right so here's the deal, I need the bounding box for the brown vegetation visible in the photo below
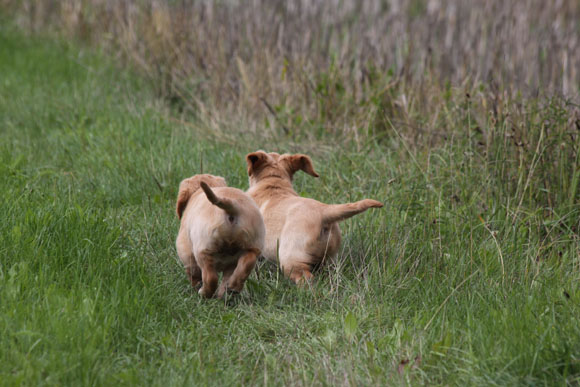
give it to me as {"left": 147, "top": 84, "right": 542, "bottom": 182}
{"left": 3, "top": 1, "right": 578, "bottom": 135}
{"left": 1, "top": 1, "right": 579, "bottom": 213}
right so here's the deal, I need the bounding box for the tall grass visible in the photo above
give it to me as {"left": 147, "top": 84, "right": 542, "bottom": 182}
{"left": 3, "top": 1, "right": 580, "bottom": 128}
{"left": 2, "top": 0, "right": 579, "bottom": 218}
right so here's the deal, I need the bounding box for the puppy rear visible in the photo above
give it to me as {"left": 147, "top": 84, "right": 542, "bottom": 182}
{"left": 175, "top": 174, "right": 264, "bottom": 298}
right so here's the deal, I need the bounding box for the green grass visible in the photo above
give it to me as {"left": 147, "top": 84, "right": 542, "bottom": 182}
{"left": 1, "top": 26, "right": 579, "bottom": 386}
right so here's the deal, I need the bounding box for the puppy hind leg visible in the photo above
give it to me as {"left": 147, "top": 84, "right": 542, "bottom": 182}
{"left": 198, "top": 253, "right": 218, "bottom": 298}
{"left": 283, "top": 262, "right": 314, "bottom": 285}
{"left": 278, "top": 233, "right": 316, "bottom": 285}
{"left": 226, "top": 250, "right": 258, "bottom": 293}
{"left": 186, "top": 263, "right": 202, "bottom": 289}
{"left": 176, "top": 230, "right": 201, "bottom": 288}
{"left": 216, "top": 265, "right": 236, "bottom": 299}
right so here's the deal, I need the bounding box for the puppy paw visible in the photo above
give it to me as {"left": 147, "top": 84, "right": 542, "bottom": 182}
{"left": 223, "top": 289, "right": 242, "bottom": 307}
{"left": 198, "top": 287, "right": 215, "bottom": 298}
{"left": 217, "top": 287, "right": 240, "bottom": 299}
{"left": 190, "top": 280, "right": 202, "bottom": 290}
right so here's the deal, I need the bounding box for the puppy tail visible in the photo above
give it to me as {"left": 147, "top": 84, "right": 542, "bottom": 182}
{"left": 200, "top": 182, "right": 238, "bottom": 216}
{"left": 321, "top": 199, "right": 383, "bottom": 224}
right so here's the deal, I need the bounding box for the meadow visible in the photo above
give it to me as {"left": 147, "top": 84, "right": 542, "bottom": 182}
{"left": 1, "top": 2, "right": 580, "bottom": 386}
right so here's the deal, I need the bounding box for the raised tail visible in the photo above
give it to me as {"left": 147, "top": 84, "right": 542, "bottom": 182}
{"left": 200, "top": 182, "right": 238, "bottom": 216}
{"left": 321, "top": 199, "right": 383, "bottom": 224}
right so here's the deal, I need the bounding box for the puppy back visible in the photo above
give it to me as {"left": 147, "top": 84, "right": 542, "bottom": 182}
{"left": 176, "top": 174, "right": 227, "bottom": 219}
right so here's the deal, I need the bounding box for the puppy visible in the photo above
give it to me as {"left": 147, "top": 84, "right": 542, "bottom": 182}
{"left": 246, "top": 151, "right": 383, "bottom": 284}
{"left": 175, "top": 174, "right": 265, "bottom": 298}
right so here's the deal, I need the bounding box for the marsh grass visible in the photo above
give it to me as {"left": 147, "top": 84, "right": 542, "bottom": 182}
{"left": 3, "top": 1, "right": 580, "bottom": 139}
{"left": 2, "top": 0, "right": 578, "bottom": 217}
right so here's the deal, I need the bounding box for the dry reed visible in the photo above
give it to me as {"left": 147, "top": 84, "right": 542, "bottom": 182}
{"left": 1, "top": 0, "right": 579, "bottom": 214}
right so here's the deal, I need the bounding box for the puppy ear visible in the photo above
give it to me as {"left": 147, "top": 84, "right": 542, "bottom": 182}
{"left": 176, "top": 177, "right": 201, "bottom": 219}
{"left": 246, "top": 151, "right": 268, "bottom": 176}
{"left": 284, "top": 154, "right": 319, "bottom": 178}
{"left": 176, "top": 187, "right": 191, "bottom": 219}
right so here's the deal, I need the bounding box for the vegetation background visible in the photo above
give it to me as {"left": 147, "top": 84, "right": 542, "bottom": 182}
{"left": 0, "top": 0, "right": 579, "bottom": 385}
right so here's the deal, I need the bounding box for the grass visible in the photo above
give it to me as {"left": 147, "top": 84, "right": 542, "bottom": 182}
{"left": 0, "top": 23, "right": 579, "bottom": 386}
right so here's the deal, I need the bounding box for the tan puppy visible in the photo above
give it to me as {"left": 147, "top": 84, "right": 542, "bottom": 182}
{"left": 175, "top": 174, "right": 265, "bottom": 298}
{"left": 246, "top": 151, "right": 383, "bottom": 284}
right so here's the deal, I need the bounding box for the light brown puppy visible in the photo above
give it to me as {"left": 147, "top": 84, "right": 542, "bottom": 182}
{"left": 175, "top": 174, "right": 265, "bottom": 298}
{"left": 246, "top": 151, "right": 383, "bottom": 284}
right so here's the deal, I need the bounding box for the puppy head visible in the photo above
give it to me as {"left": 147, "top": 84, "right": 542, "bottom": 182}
{"left": 246, "top": 151, "right": 319, "bottom": 186}
{"left": 176, "top": 174, "right": 227, "bottom": 219}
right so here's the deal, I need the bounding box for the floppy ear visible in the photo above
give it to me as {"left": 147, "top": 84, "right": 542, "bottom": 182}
{"left": 176, "top": 177, "right": 202, "bottom": 219}
{"left": 284, "top": 154, "right": 319, "bottom": 178}
{"left": 246, "top": 151, "right": 268, "bottom": 176}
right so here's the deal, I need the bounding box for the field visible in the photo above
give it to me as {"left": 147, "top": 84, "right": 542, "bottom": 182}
{"left": 1, "top": 3, "right": 580, "bottom": 386}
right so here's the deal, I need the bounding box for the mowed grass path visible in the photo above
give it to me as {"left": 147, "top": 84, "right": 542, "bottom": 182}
{"left": 1, "top": 28, "right": 579, "bottom": 385}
